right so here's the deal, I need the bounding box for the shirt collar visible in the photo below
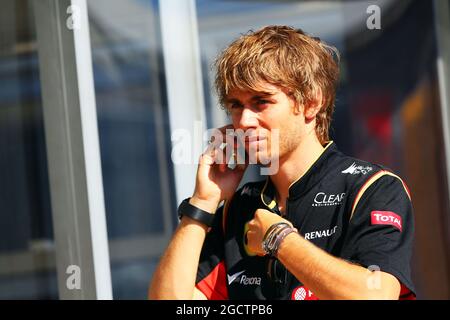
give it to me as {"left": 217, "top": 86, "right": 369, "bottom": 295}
{"left": 287, "top": 141, "right": 337, "bottom": 199}
{"left": 260, "top": 141, "right": 338, "bottom": 207}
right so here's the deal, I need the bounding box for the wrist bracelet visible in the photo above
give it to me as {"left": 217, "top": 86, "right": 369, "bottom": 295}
{"left": 263, "top": 222, "right": 290, "bottom": 243}
{"left": 272, "top": 226, "right": 298, "bottom": 258}
{"left": 265, "top": 224, "right": 288, "bottom": 251}
{"left": 262, "top": 222, "right": 293, "bottom": 256}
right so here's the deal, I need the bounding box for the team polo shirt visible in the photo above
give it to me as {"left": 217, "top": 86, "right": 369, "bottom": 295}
{"left": 195, "top": 141, "right": 415, "bottom": 300}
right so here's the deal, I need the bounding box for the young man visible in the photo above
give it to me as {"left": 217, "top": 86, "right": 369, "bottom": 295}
{"left": 149, "top": 25, "right": 415, "bottom": 300}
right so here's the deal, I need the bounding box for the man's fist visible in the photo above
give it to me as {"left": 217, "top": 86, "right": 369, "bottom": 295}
{"left": 246, "top": 209, "right": 292, "bottom": 256}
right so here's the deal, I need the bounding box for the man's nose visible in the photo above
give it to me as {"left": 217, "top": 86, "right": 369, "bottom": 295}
{"left": 237, "top": 107, "right": 258, "bottom": 129}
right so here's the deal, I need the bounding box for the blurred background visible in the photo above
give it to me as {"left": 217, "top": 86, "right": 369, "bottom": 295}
{"left": 0, "top": 0, "right": 449, "bottom": 299}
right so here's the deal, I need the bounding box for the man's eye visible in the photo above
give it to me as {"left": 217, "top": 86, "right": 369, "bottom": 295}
{"left": 257, "top": 100, "right": 270, "bottom": 105}
{"left": 231, "top": 103, "right": 243, "bottom": 109}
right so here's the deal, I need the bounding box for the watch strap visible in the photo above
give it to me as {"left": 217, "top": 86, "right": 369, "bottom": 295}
{"left": 178, "top": 198, "right": 215, "bottom": 227}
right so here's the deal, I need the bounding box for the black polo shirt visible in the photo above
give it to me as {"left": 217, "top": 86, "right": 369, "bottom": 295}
{"left": 195, "top": 142, "right": 415, "bottom": 300}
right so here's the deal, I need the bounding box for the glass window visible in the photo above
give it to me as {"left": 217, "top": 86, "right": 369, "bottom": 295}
{"left": 88, "top": 0, "right": 176, "bottom": 299}
{"left": 0, "top": 0, "right": 57, "bottom": 299}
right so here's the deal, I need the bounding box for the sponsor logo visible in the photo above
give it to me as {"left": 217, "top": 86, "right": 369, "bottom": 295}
{"left": 312, "top": 192, "right": 345, "bottom": 207}
{"left": 291, "top": 286, "right": 318, "bottom": 300}
{"left": 227, "top": 270, "right": 261, "bottom": 286}
{"left": 227, "top": 270, "right": 245, "bottom": 285}
{"left": 294, "top": 287, "right": 306, "bottom": 300}
{"left": 304, "top": 226, "right": 338, "bottom": 240}
{"left": 240, "top": 186, "right": 252, "bottom": 196}
{"left": 239, "top": 274, "right": 261, "bottom": 286}
{"left": 342, "top": 162, "right": 373, "bottom": 175}
{"left": 371, "top": 211, "right": 402, "bottom": 231}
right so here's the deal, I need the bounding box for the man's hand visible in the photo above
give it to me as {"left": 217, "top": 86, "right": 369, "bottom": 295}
{"left": 246, "top": 209, "right": 292, "bottom": 256}
{"left": 191, "top": 125, "right": 247, "bottom": 213}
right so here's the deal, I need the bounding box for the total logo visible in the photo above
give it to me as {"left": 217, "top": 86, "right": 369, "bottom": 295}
{"left": 371, "top": 210, "right": 402, "bottom": 231}
{"left": 227, "top": 270, "right": 261, "bottom": 286}
{"left": 312, "top": 192, "right": 345, "bottom": 207}
{"left": 291, "top": 286, "right": 318, "bottom": 300}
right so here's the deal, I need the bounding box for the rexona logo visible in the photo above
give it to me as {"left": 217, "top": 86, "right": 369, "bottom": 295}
{"left": 291, "top": 286, "right": 318, "bottom": 300}
{"left": 227, "top": 270, "right": 261, "bottom": 286}
{"left": 312, "top": 192, "right": 345, "bottom": 207}
{"left": 341, "top": 162, "right": 373, "bottom": 175}
{"left": 371, "top": 211, "right": 402, "bottom": 231}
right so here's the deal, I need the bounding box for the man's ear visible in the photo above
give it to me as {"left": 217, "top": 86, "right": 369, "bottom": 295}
{"left": 304, "top": 88, "right": 323, "bottom": 120}
{"left": 292, "top": 102, "right": 303, "bottom": 115}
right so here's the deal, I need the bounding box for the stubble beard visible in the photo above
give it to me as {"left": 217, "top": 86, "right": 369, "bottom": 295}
{"left": 254, "top": 128, "right": 301, "bottom": 167}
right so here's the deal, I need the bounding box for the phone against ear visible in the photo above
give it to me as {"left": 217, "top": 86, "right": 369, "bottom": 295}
{"left": 221, "top": 131, "right": 247, "bottom": 170}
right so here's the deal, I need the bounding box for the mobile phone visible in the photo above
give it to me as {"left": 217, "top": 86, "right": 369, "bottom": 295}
{"left": 220, "top": 132, "right": 247, "bottom": 170}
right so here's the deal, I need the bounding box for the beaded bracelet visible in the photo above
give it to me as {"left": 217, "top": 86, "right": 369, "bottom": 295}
{"left": 262, "top": 222, "right": 297, "bottom": 257}
{"left": 262, "top": 222, "right": 290, "bottom": 255}
{"left": 272, "top": 226, "right": 298, "bottom": 257}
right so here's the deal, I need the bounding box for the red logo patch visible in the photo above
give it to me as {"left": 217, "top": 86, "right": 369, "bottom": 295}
{"left": 371, "top": 211, "right": 402, "bottom": 231}
{"left": 291, "top": 286, "right": 318, "bottom": 300}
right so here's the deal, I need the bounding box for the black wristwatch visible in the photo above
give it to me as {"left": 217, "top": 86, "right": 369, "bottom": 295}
{"left": 177, "top": 198, "right": 216, "bottom": 227}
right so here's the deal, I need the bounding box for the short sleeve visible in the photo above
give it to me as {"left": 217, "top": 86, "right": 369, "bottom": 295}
{"left": 195, "top": 206, "right": 229, "bottom": 299}
{"left": 341, "top": 174, "right": 416, "bottom": 298}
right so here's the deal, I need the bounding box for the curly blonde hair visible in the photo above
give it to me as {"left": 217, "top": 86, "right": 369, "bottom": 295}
{"left": 215, "top": 25, "right": 340, "bottom": 144}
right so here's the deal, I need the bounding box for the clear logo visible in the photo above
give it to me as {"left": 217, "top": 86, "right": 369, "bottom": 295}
{"left": 312, "top": 192, "right": 345, "bottom": 207}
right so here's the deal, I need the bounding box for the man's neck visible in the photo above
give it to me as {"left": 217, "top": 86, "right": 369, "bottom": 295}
{"left": 270, "top": 135, "right": 325, "bottom": 207}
